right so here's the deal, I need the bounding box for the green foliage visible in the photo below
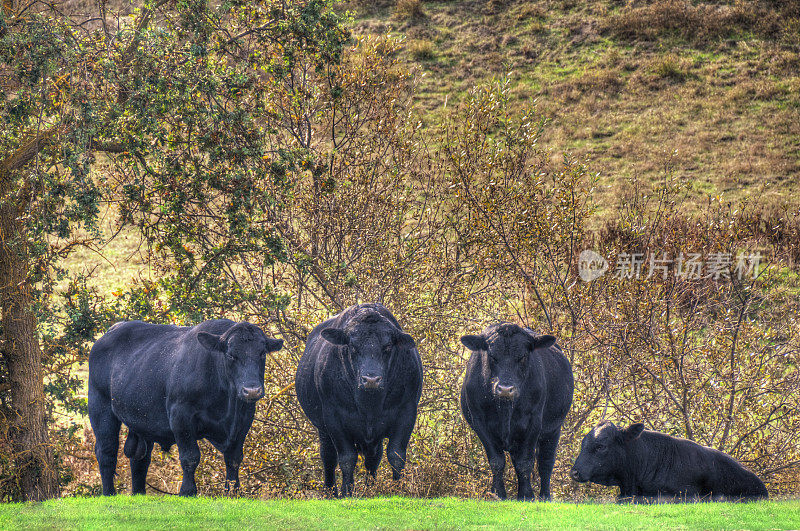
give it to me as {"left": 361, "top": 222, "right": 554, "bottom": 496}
{"left": 0, "top": 0, "right": 350, "bottom": 499}
{"left": 0, "top": 7, "right": 112, "bottom": 499}
{"left": 101, "top": 0, "right": 351, "bottom": 323}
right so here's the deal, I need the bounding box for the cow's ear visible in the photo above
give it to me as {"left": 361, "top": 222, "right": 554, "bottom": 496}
{"left": 321, "top": 327, "right": 350, "bottom": 346}
{"left": 461, "top": 335, "right": 488, "bottom": 352}
{"left": 395, "top": 332, "right": 416, "bottom": 351}
{"left": 265, "top": 338, "right": 284, "bottom": 353}
{"left": 198, "top": 332, "right": 226, "bottom": 353}
{"left": 529, "top": 334, "right": 556, "bottom": 350}
{"left": 623, "top": 423, "right": 645, "bottom": 441}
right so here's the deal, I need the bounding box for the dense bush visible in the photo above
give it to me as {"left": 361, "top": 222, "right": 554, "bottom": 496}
{"left": 67, "top": 68, "right": 800, "bottom": 500}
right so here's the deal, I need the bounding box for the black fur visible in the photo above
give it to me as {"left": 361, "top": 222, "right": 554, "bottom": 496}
{"left": 460, "top": 323, "right": 574, "bottom": 500}
{"left": 295, "top": 303, "right": 423, "bottom": 497}
{"left": 88, "top": 320, "right": 283, "bottom": 496}
{"left": 571, "top": 421, "right": 769, "bottom": 502}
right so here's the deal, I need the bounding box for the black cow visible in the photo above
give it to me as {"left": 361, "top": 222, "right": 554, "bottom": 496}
{"left": 295, "top": 303, "right": 423, "bottom": 496}
{"left": 460, "top": 323, "right": 574, "bottom": 500}
{"left": 88, "top": 320, "right": 283, "bottom": 496}
{"left": 570, "top": 421, "right": 769, "bottom": 502}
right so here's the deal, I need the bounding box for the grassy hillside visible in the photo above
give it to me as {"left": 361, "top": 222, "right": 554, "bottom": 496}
{"left": 348, "top": 0, "right": 800, "bottom": 209}
{"left": 2, "top": 496, "right": 800, "bottom": 529}
{"left": 58, "top": 0, "right": 800, "bottom": 211}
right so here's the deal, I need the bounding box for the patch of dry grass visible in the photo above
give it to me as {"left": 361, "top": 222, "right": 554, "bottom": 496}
{"left": 407, "top": 38, "right": 435, "bottom": 61}
{"left": 604, "top": 0, "right": 796, "bottom": 45}
{"left": 393, "top": 0, "right": 426, "bottom": 23}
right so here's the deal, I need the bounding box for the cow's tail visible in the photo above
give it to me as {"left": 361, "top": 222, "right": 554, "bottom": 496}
{"left": 123, "top": 431, "right": 147, "bottom": 461}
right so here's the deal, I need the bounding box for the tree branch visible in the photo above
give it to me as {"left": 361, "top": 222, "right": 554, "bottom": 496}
{"left": 87, "top": 139, "right": 127, "bottom": 153}
{"left": 0, "top": 125, "right": 60, "bottom": 175}
{"left": 116, "top": 0, "right": 169, "bottom": 104}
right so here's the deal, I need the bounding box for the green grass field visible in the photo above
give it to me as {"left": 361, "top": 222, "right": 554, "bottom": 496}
{"left": 1, "top": 496, "right": 799, "bottom": 530}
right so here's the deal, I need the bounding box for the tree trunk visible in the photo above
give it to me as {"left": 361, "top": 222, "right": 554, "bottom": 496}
{"left": 0, "top": 188, "right": 59, "bottom": 501}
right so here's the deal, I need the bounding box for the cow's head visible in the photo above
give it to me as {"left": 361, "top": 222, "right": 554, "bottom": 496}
{"left": 320, "top": 309, "right": 415, "bottom": 393}
{"left": 460, "top": 324, "right": 556, "bottom": 402}
{"left": 570, "top": 421, "right": 645, "bottom": 486}
{"left": 198, "top": 323, "right": 283, "bottom": 403}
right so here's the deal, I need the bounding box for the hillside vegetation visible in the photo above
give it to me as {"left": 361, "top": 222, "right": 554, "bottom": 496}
{"left": 349, "top": 0, "right": 800, "bottom": 208}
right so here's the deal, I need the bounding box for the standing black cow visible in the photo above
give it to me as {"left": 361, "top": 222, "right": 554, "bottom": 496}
{"left": 570, "top": 421, "right": 769, "bottom": 502}
{"left": 295, "top": 303, "right": 423, "bottom": 497}
{"left": 460, "top": 323, "right": 573, "bottom": 500}
{"left": 88, "top": 320, "right": 283, "bottom": 496}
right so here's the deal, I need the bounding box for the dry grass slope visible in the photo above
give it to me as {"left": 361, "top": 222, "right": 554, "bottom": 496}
{"left": 348, "top": 0, "right": 800, "bottom": 209}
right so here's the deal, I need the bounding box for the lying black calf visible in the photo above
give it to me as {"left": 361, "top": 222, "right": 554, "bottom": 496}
{"left": 571, "top": 421, "right": 768, "bottom": 502}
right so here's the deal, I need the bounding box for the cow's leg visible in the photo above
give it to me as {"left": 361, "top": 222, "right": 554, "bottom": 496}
{"left": 486, "top": 446, "right": 508, "bottom": 500}
{"left": 223, "top": 446, "right": 244, "bottom": 495}
{"left": 469, "top": 422, "right": 507, "bottom": 499}
{"left": 130, "top": 439, "right": 154, "bottom": 495}
{"left": 170, "top": 413, "right": 201, "bottom": 496}
{"left": 535, "top": 428, "right": 561, "bottom": 501}
{"left": 510, "top": 442, "right": 537, "bottom": 501}
{"left": 319, "top": 431, "right": 338, "bottom": 497}
{"left": 327, "top": 428, "right": 357, "bottom": 497}
{"left": 88, "top": 394, "right": 121, "bottom": 496}
{"left": 322, "top": 412, "right": 359, "bottom": 497}
{"left": 386, "top": 406, "right": 417, "bottom": 481}
{"left": 338, "top": 444, "right": 358, "bottom": 497}
{"left": 176, "top": 439, "right": 201, "bottom": 496}
{"left": 363, "top": 441, "right": 383, "bottom": 482}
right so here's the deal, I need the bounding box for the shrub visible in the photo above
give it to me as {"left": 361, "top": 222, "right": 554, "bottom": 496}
{"left": 408, "top": 39, "right": 436, "bottom": 61}
{"left": 605, "top": 0, "right": 789, "bottom": 44}
{"left": 394, "top": 0, "right": 426, "bottom": 22}
{"left": 651, "top": 56, "right": 688, "bottom": 82}
{"left": 63, "top": 74, "right": 800, "bottom": 500}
